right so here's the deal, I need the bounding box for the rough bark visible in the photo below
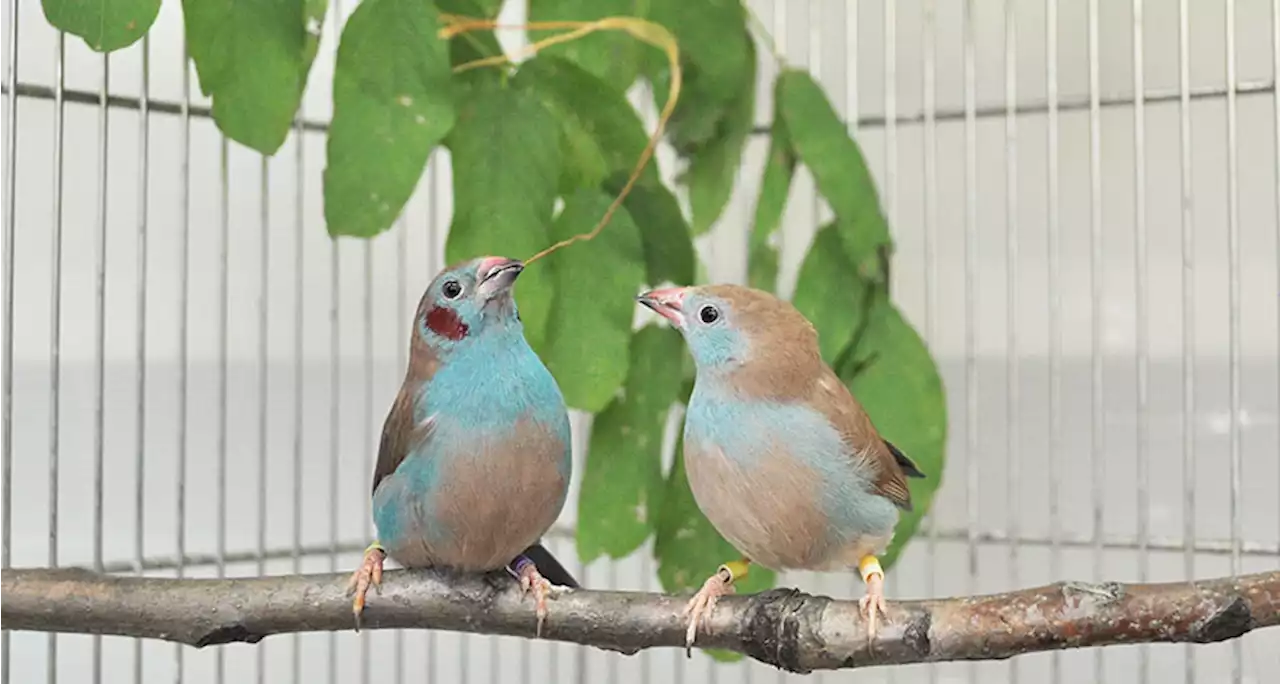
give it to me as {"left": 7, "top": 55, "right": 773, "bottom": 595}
{"left": 2, "top": 568, "right": 1276, "bottom": 673}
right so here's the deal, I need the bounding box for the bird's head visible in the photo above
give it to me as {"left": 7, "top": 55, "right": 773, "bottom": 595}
{"left": 414, "top": 256, "right": 526, "bottom": 353}
{"left": 636, "top": 284, "right": 820, "bottom": 374}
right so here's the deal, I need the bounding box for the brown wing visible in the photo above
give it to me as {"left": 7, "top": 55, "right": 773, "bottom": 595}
{"left": 808, "top": 368, "right": 917, "bottom": 511}
{"left": 370, "top": 381, "right": 435, "bottom": 498}
{"left": 372, "top": 324, "right": 444, "bottom": 498}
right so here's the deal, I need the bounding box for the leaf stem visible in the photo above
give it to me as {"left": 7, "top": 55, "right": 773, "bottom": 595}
{"left": 438, "top": 15, "right": 683, "bottom": 266}
{"left": 743, "top": 2, "right": 785, "bottom": 66}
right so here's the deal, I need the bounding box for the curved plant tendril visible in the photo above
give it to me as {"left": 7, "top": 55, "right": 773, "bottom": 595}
{"left": 438, "top": 15, "right": 682, "bottom": 266}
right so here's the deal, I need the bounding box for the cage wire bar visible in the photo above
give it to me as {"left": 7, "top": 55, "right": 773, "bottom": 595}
{"left": 1178, "top": 0, "right": 1198, "bottom": 681}
{"left": 3, "top": 1, "right": 1280, "bottom": 683}
{"left": 45, "top": 23, "right": 64, "bottom": 684}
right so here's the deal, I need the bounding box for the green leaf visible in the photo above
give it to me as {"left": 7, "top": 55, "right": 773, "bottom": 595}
{"left": 642, "top": 0, "right": 751, "bottom": 153}
{"left": 576, "top": 325, "right": 685, "bottom": 562}
{"left": 778, "top": 69, "right": 890, "bottom": 280}
{"left": 604, "top": 175, "right": 695, "bottom": 287}
{"left": 301, "top": 0, "right": 326, "bottom": 70}
{"left": 792, "top": 223, "right": 871, "bottom": 365}
{"left": 43, "top": 0, "right": 161, "bottom": 52}
{"left": 528, "top": 0, "right": 641, "bottom": 89}
{"left": 325, "top": 0, "right": 454, "bottom": 238}
{"left": 467, "top": 0, "right": 504, "bottom": 13}
{"left": 654, "top": 444, "right": 778, "bottom": 596}
{"left": 838, "top": 298, "right": 947, "bottom": 571}
{"left": 684, "top": 32, "right": 756, "bottom": 236}
{"left": 444, "top": 81, "right": 562, "bottom": 351}
{"left": 748, "top": 81, "right": 796, "bottom": 292}
{"left": 182, "top": 0, "right": 327, "bottom": 154}
{"left": 540, "top": 189, "right": 646, "bottom": 412}
{"left": 515, "top": 55, "right": 656, "bottom": 194}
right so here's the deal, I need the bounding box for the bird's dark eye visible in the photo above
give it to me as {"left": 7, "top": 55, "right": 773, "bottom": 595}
{"left": 699, "top": 305, "right": 719, "bottom": 324}
{"left": 442, "top": 280, "right": 463, "bottom": 300}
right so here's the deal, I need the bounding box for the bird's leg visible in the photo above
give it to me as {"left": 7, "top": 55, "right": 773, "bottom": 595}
{"left": 681, "top": 558, "right": 750, "bottom": 657}
{"left": 510, "top": 554, "right": 567, "bottom": 638}
{"left": 345, "top": 541, "right": 386, "bottom": 632}
{"left": 857, "top": 554, "right": 888, "bottom": 641}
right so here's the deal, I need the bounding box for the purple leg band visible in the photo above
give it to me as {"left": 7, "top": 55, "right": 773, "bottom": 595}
{"left": 506, "top": 554, "right": 535, "bottom": 580}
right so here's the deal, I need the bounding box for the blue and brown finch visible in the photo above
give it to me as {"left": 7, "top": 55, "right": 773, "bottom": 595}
{"left": 636, "top": 284, "right": 926, "bottom": 650}
{"left": 347, "top": 256, "right": 575, "bottom": 635}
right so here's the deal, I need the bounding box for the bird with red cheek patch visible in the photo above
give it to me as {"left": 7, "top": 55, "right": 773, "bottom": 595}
{"left": 637, "top": 284, "right": 927, "bottom": 653}
{"left": 347, "top": 256, "right": 575, "bottom": 637}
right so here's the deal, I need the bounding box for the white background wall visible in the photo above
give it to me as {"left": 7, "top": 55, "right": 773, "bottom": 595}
{"left": 2, "top": 0, "right": 1278, "bottom": 683}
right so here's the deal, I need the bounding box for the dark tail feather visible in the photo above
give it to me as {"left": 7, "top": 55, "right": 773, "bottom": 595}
{"left": 885, "top": 440, "right": 927, "bottom": 478}
{"left": 517, "top": 542, "right": 579, "bottom": 589}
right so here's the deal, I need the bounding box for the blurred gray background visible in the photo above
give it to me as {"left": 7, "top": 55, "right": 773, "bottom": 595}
{"left": 2, "top": 0, "right": 1278, "bottom": 683}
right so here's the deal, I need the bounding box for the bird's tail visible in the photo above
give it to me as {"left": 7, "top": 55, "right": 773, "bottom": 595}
{"left": 517, "top": 542, "right": 580, "bottom": 588}
{"left": 885, "top": 440, "right": 927, "bottom": 478}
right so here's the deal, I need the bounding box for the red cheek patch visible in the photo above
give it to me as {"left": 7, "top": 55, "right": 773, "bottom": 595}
{"left": 425, "top": 306, "right": 469, "bottom": 341}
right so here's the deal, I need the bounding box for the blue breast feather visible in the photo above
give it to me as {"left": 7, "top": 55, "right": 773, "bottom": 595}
{"left": 373, "top": 326, "right": 571, "bottom": 549}
{"left": 684, "top": 380, "right": 898, "bottom": 543}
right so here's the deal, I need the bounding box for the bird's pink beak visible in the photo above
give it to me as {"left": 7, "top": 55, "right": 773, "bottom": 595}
{"left": 476, "top": 255, "right": 524, "bottom": 298}
{"left": 636, "top": 287, "right": 687, "bottom": 328}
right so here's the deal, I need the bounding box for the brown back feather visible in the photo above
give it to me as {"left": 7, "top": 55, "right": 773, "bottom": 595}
{"left": 703, "top": 284, "right": 916, "bottom": 510}
{"left": 371, "top": 294, "right": 444, "bottom": 497}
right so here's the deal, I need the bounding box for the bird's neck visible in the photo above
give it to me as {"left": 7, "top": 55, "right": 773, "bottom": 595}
{"left": 415, "top": 327, "right": 562, "bottom": 429}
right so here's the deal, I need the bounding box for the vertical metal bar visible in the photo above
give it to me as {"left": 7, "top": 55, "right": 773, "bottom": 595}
{"left": 880, "top": 8, "right": 896, "bottom": 683}
{"left": 256, "top": 154, "right": 271, "bottom": 684}
{"left": 1086, "top": 1, "right": 1105, "bottom": 679}
{"left": 425, "top": 153, "right": 439, "bottom": 683}
{"left": 573, "top": 557, "right": 587, "bottom": 684}
{"left": 845, "top": 0, "right": 856, "bottom": 127}
{"left": 1045, "top": 1, "right": 1063, "bottom": 681}
{"left": 394, "top": 210, "right": 406, "bottom": 684}
{"left": 1131, "top": 2, "right": 1150, "bottom": 682}
{"left": 1002, "top": 3, "right": 1020, "bottom": 680}
{"left": 884, "top": 0, "right": 896, "bottom": 231}
{"left": 291, "top": 106, "right": 306, "bottom": 684}
{"left": 770, "top": 0, "right": 788, "bottom": 333}
{"left": 638, "top": 556, "right": 651, "bottom": 684}
{"left": 962, "top": 7, "right": 980, "bottom": 682}
{"left": 215, "top": 136, "right": 231, "bottom": 684}
{"left": 606, "top": 563, "right": 618, "bottom": 684}
{"left": 802, "top": 0, "right": 826, "bottom": 666}
{"left": 838, "top": 6, "right": 856, "bottom": 680}
{"left": 1176, "top": 3, "right": 1196, "bottom": 683}
{"left": 327, "top": 224, "right": 340, "bottom": 684}
{"left": 1273, "top": 0, "right": 1280, "bottom": 623}
{"left": 47, "top": 29, "right": 66, "bottom": 684}
{"left": 328, "top": 6, "right": 345, "bottom": 684}
{"left": 175, "top": 38, "right": 193, "bottom": 684}
{"left": 360, "top": 223, "right": 374, "bottom": 684}
{"left": 921, "top": 2, "right": 939, "bottom": 682}
{"left": 92, "top": 49, "right": 111, "bottom": 684}
{"left": 0, "top": 0, "right": 18, "bottom": 680}
{"left": 132, "top": 34, "right": 151, "bottom": 684}
{"left": 1223, "top": 3, "right": 1243, "bottom": 682}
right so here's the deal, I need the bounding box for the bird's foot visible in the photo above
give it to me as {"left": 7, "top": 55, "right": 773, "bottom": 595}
{"left": 345, "top": 541, "right": 386, "bottom": 632}
{"left": 681, "top": 558, "right": 749, "bottom": 657}
{"left": 857, "top": 554, "right": 888, "bottom": 642}
{"left": 513, "top": 556, "right": 565, "bottom": 638}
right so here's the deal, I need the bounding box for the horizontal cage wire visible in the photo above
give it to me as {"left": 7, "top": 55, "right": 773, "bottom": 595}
{"left": 2, "top": 1, "right": 1279, "bottom": 684}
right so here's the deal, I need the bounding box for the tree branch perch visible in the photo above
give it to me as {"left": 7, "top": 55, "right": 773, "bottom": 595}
{"left": 2, "top": 568, "right": 1276, "bottom": 673}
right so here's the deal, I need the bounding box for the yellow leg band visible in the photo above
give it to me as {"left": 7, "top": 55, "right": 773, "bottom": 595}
{"left": 365, "top": 541, "right": 384, "bottom": 554}
{"left": 718, "top": 559, "right": 751, "bottom": 583}
{"left": 858, "top": 555, "right": 883, "bottom": 583}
